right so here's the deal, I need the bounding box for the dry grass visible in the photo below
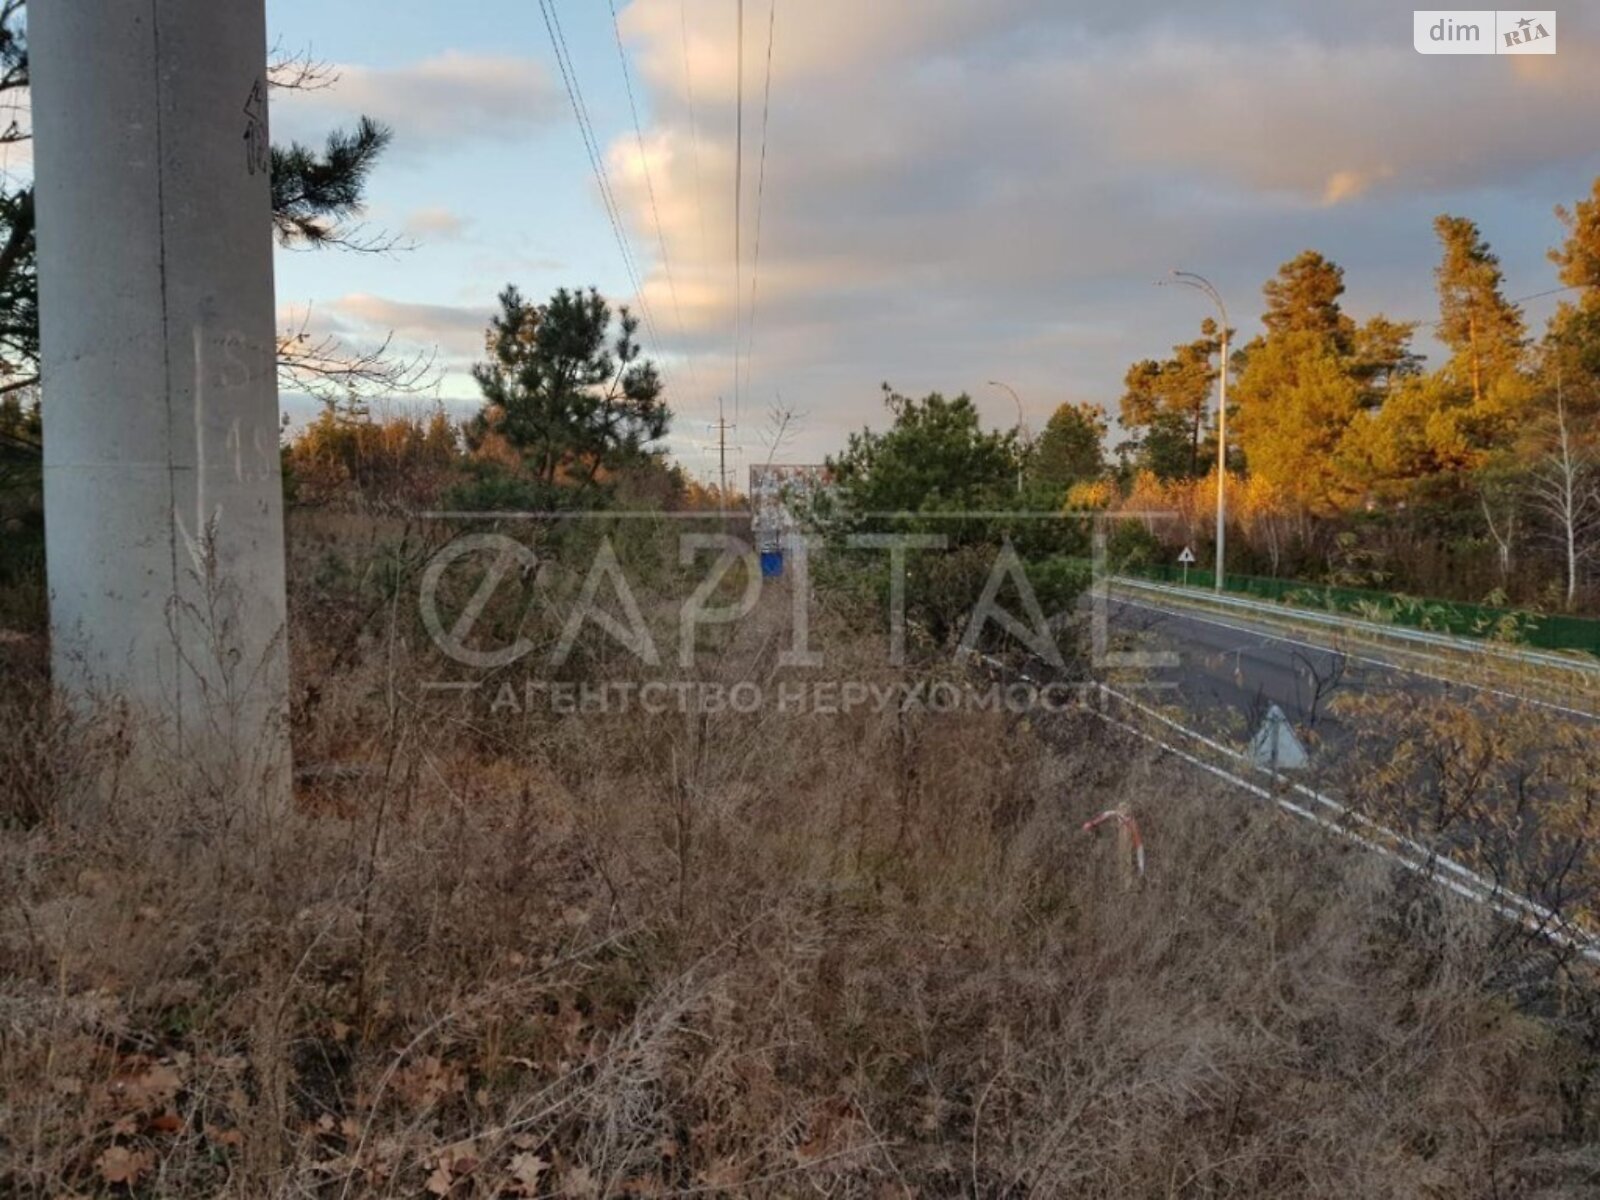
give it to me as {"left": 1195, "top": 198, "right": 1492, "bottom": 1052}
{"left": 2, "top": 512, "right": 1598, "bottom": 1197}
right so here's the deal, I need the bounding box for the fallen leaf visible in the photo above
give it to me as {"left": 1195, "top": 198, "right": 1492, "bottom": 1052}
{"left": 697, "top": 1159, "right": 744, "bottom": 1189}
{"left": 508, "top": 1151, "right": 549, "bottom": 1194}
{"left": 147, "top": 1111, "right": 183, "bottom": 1135}
{"left": 563, "top": 1163, "right": 600, "bottom": 1198}
{"left": 98, "top": 1145, "right": 153, "bottom": 1187}
{"left": 108, "top": 1062, "right": 181, "bottom": 1110}
{"left": 425, "top": 1142, "right": 479, "bottom": 1195}
{"left": 394, "top": 1055, "right": 464, "bottom": 1110}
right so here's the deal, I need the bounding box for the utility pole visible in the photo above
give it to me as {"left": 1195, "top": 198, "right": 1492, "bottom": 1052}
{"left": 713, "top": 399, "right": 736, "bottom": 512}
{"left": 986, "top": 380, "right": 1028, "bottom": 494}
{"left": 31, "top": 0, "right": 291, "bottom": 806}
{"left": 1163, "top": 271, "right": 1230, "bottom": 592}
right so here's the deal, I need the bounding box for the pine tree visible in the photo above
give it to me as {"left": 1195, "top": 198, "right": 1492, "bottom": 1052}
{"left": 1350, "top": 314, "right": 1423, "bottom": 403}
{"left": 0, "top": 187, "right": 34, "bottom": 390}
{"left": 470, "top": 286, "right": 668, "bottom": 489}
{"left": 1261, "top": 250, "right": 1351, "bottom": 347}
{"left": 271, "top": 118, "right": 393, "bottom": 249}
{"left": 0, "top": 1, "right": 394, "bottom": 393}
{"left": 1231, "top": 253, "right": 1385, "bottom": 511}
{"left": 1550, "top": 175, "right": 1600, "bottom": 302}
{"left": 1251, "top": 252, "right": 1421, "bottom": 412}
{"left": 1433, "top": 215, "right": 1526, "bottom": 407}
{"left": 1232, "top": 331, "right": 1364, "bottom": 513}
{"left": 1117, "top": 323, "right": 1218, "bottom": 478}
{"left": 1542, "top": 176, "right": 1600, "bottom": 417}
{"left": 827, "top": 387, "right": 1019, "bottom": 515}
{"left": 1030, "top": 402, "right": 1107, "bottom": 489}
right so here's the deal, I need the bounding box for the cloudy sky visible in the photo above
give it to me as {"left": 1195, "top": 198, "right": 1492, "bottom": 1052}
{"left": 266, "top": 0, "right": 1600, "bottom": 479}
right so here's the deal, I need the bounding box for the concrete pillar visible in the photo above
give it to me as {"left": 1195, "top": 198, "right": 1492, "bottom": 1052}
{"left": 30, "top": 0, "right": 291, "bottom": 806}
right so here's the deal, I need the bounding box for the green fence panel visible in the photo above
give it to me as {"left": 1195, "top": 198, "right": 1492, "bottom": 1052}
{"left": 1120, "top": 562, "right": 1600, "bottom": 656}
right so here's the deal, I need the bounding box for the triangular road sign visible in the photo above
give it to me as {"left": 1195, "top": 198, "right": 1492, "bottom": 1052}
{"left": 1178, "top": 546, "right": 1197, "bottom": 565}
{"left": 1248, "top": 704, "right": 1308, "bottom": 772}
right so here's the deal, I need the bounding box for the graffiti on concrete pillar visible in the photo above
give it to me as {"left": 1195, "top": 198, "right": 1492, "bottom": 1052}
{"left": 242, "top": 79, "right": 269, "bottom": 176}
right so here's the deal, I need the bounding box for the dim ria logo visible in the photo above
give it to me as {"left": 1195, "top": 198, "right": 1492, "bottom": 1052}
{"left": 1414, "top": 10, "right": 1555, "bottom": 54}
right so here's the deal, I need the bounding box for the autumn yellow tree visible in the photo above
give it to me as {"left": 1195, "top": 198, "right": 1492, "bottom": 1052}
{"left": 1433, "top": 215, "right": 1527, "bottom": 411}
{"left": 1118, "top": 324, "right": 1219, "bottom": 478}
{"left": 1233, "top": 253, "right": 1419, "bottom": 515}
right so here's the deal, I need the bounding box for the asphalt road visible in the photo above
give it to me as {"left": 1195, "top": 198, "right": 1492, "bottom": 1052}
{"left": 1078, "top": 588, "right": 1600, "bottom": 957}
{"left": 1098, "top": 591, "right": 1594, "bottom": 764}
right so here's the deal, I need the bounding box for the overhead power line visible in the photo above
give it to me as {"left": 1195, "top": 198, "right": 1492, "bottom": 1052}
{"left": 733, "top": 0, "right": 745, "bottom": 423}
{"left": 1411, "top": 283, "right": 1581, "bottom": 330}
{"left": 743, "top": 0, "right": 777, "bottom": 401}
{"left": 607, "top": 0, "right": 698, "bottom": 395}
{"left": 679, "top": 0, "right": 711, "bottom": 299}
{"left": 537, "top": 0, "right": 664, "bottom": 354}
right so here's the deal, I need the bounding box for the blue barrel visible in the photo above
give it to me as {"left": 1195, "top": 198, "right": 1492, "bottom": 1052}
{"left": 760, "top": 549, "right": 784, "bottom": 578}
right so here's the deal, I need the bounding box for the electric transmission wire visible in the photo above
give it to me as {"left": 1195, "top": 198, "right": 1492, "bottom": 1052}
{"left": 550, "top": 0, "right": 662, "bottom": 350}
{"left": 606, "top": 0, "right": 700, "bottom": 396}
{"left": 743, "top": 0, "right": 776, "bottom": 402}
{"left": 1410, "top": 283, "right": 1581, "bottom": 330}
{"left": 537, "top": 0, "right": 664, "bottom": 354}
{"left": 733, "top": 0, "right": 745, "bottom": 423}
{"left": 679, "top": 0, "right": 711, "bottom": 297}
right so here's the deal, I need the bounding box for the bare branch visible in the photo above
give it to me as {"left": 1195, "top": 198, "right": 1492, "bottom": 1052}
{"left": 267, "top": 40, "right": 341, "bottom": 93}
{"left": 1526, "top": 385, "right": 1600, "bottom": 608}
{"left": 276, "top": 305, "right": 438, "bottom": 403}
{"left": 275, "top": 221, "right": 415, "bottom": 257}
{"left": 758, "top": 398, "right": 805, "bottom": 469}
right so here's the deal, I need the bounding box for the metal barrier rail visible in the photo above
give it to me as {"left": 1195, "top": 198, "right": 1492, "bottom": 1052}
{"left": 965, "top": 640, "right": 1600, "bottom": 964}
{"left": 1113, "top": 576, "right": 1600, "bottom": 678}
{"left": 1122, "top": 563, "right": 1600, "bottom": 656}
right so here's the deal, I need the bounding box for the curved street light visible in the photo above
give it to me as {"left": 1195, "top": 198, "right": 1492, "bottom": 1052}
{"left": 1158, "top": 270, "right": 1230, "bottom": 592}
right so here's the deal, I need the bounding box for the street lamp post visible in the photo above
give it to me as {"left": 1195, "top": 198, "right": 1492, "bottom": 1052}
{"left": 987, "top": 380, "right": 1028, "bottom": 495}
{"left": 1161, "top": 272, "right": 1230, "bottom": 592}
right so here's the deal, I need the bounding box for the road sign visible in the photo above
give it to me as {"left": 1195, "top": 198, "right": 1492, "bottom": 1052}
{"left": 1248, "top": 704, "right": 1309, "bottom": 773}
{"left": 1178, "top": 545, "right": 1196, "bottom": 585}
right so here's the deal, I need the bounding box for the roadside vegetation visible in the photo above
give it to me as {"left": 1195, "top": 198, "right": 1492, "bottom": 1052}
{"left": 6, "top": 333, "right": 1600, "bottom": 1192}
{"left": 6, "top": 512, "right": 1600, "bottom": 1196}
{"left": 1, "top": 0, "right": 1597, "bottom": 1175}
{"left": 1102, "top": 197, "right": 1600, "bottom": 615}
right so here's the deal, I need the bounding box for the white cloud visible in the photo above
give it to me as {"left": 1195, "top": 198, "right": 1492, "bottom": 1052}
{"left": 324, "top": 294, "right": 492, "bottom": 359}
{"left": 584, "top": 1, "right": 1600, "bottom": 463}
{"left": 262, "top": 3, "right": 1600, "bottom": 470}
{"left": 273, "top": 51, "right": 560, "bottom": 151}
{"left": 0, "top": 87, "right": 30, "bottom": 180}
{"left": 402, "top": 206, "right": 471, "bottom": 241}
